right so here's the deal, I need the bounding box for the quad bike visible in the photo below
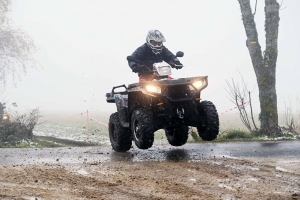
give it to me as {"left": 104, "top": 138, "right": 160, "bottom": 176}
{"left": 106, "top": 51, "right": 219, "bottom": 152}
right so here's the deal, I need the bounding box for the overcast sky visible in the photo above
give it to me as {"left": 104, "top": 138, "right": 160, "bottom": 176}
{"left": 3, "top": 0, "right": 300, "bottom": 115}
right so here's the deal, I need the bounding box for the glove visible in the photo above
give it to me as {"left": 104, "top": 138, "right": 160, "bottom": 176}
{"left": 171, "top": 58, "right": 183, "bottom": 69}
{"left": 131, "top": 65, "right": 140, "bottom": 73}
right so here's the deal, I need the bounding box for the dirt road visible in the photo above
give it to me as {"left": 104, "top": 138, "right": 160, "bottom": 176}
{"left": 1, "top": 142, "right": 300, "bottom": 200}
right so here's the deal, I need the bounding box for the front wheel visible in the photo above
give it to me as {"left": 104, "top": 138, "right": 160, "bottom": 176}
{"left": 165, "top": 125, "right": 189, "bottom": 146}
{"left": 197, "top": 101, "right": 219, "bottom": 141}
{"left": 131, "top": 109, "right": 154, "bottom": 149}
{"left": 109, "top": 112, "right": 132, "bottom": 152}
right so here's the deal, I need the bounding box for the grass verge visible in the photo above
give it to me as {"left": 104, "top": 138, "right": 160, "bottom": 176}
{"left": 190, "top": 128, "right": 300, "bottom": 143}
{"left": 0, "top": 139, "right": 67, "bottom": 148}
{"left": 0, "top": 136, "right": 99, "bottom": 148}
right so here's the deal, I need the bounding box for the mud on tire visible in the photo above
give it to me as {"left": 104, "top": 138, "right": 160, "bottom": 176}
{"left": 165, "top": 125, "right": 189, "bottom": 146}
{"left": 109, "top": 112, "right": 132, "bottom": 152}
{"left": 197, "top": 101, "right": 219, "bottom": 141}
{"left": 131, "top": 109, "right": 154, "bottom": 149}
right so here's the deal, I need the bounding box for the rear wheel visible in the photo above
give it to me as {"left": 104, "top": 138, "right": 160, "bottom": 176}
{"left": 109, "top": 112, "right": 132, "bottom": 152}
{"left": 165, "top": 125, "right": 189, "bottom": 146}
{"left": 197, "top": 101, "right": 219, "bottom": 141}
{"left": 131, "top": 109, "right": 154, "bottom": 149}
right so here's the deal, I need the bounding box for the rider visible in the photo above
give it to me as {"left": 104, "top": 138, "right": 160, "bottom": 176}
{"left": 128, "top": 30, "right": 183, "bottom": 82}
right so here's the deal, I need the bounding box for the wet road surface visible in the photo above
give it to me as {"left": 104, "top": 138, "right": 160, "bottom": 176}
{"left": 1, "top": 141, "right": 300, "bottom": 199}
{"left": 1, "top": 141, "right": 299, "bottom": 166}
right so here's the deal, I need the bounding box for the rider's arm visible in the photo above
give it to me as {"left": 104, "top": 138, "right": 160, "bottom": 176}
{"left": 162, "top": 47, "right": 183, "bottom": 69}
{"left": 161, "top": 46, "right": 175, "bottom": 63}
{"left": 128, "top": 44, "right": 147, "bottom": 72}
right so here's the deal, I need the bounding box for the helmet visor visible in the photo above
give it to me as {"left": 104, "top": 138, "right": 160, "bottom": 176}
{"left": 150, "top": 40, "right": 162, "bottom": 47}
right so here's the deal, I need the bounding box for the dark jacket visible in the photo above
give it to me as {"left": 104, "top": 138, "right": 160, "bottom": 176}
{"left": 128, "top": 43, "right": 176, "bottom": 76}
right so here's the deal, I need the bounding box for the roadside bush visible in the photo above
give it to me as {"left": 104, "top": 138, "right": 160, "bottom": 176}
{"left": 0, "top": 108, "right": 40, "bottom": 146}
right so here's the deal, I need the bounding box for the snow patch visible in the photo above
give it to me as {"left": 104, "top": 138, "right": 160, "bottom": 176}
{"left": 77, "top": 169, "right": 89, "bottom": 175}
{"left": 276, "top": 166, "right": 288, "bottom": 172}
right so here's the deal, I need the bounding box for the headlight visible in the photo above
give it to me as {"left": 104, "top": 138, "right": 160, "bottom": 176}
{"left": 192, "top": 81, "right": 204, "bottom": 90}
{"left": 145, "top": 85, "right": 161, "bottom": 93}
{"left": 3, "top": 114, "right": 8, "bottom": 120}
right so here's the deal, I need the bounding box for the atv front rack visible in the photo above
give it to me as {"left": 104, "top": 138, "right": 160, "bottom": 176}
{"left": 106, "top": 84, "right": 128, "bottom": 103}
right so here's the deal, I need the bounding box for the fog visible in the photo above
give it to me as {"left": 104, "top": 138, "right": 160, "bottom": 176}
{"left": 3, "top": 0, "right": 300, "bottom": 117}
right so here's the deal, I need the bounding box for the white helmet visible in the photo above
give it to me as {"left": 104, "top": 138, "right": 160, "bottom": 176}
{"left": 146, "top": 30, "right": 166, "bottom": 55}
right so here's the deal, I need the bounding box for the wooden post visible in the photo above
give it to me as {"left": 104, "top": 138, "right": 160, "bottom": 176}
{"left": 87, "top": 110, "right": 90, "bottom": 139}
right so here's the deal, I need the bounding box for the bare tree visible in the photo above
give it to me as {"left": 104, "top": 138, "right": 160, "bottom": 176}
{"left": 225, "top": 75, "right": 259, "bottom": 134}
{"left": 283, "top": 99, "right": 299, "bottom": 134}
{"left": 0, "top": 0, "right": 38, "bottom": 90}
{"left": 237, "top": 0, "right": 280, "bottom": 133}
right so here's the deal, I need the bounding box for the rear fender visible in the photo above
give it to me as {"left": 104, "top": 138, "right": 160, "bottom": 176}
{"left": 114, "top": 94, "right": 129, "bottom": 127}
{"left": 106, "top": 84, "right": 130, "bottom": 127}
